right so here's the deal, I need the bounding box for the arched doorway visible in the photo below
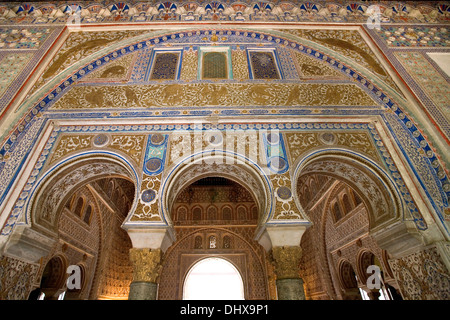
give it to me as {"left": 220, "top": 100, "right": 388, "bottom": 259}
{"left": 29, "top": 176, "right": 136, "bottom": 300}
{"left": 338, "top": 260, "right": 362, "bottom": 300}
{"left": 158, "top": 176, "right": 269, "bottom": 300}
{"left": 39, "top": 255, "right": 67, "bottom": 300}
{"left": 183, "top": 257, "right": 245, "bottom": 300}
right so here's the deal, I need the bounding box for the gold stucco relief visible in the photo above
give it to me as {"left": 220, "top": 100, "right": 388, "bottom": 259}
{"left": 129, "top": 248, "right": 162, "bottom": 283}
{"left": 47, "top": 133, "right": 146, "bottom": 167}
{"left": 285, "top": 131, "right": 382, "bottom": 166}
{"left": 279, "top": 29, "right": 402, "bottom": 94}
{"left": 50, "top": 82, "right": 378, "bottom": 110}
{"left": 271, "top": 172, "right": 304, "bottom": 220}
{"left": 131, "top": 174, "right": 162, "bottom": 222}
{"left": 270, "top": 246, "right": 303, "bottom": 280}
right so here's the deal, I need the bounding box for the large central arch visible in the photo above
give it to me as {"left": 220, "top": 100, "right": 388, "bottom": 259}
{"left": 160, "top": 151, "right": 273, "bottom": 227}
{"left": 183, "top": 257, "right": 245, "bottom": 300}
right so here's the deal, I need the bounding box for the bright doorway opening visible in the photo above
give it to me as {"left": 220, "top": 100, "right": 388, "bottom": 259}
{"left": 183, "top": 257, "right": 245, "bottom": 300}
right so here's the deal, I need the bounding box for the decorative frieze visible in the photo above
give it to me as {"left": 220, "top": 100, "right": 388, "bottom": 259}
{"left": 0, "top": 1, "right": 449, "bottom": 25}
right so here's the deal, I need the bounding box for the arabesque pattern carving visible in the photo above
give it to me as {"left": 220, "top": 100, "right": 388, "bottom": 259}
{"left": 132, "top": 174, "right": 162, "bottom": 221}
{"left": 271, "top": 173, "right": 303, "bottom": 220}
{"left": 50, "top": 82, "right": 377, "bottom": 110}
{"left": 271, "top": 246, "right": 303, "bottom": 280}
{"left": 285, "top": 131, "right": 382, "bottom": 165}
{"left": 389, "top": 246, "right": 450, "bottom": 300}
{"left": 0, "top": 1, "right": 449, "bottom": 25}
{"left": 0, "top": 255, "right": 39, "bottom": 300}
{"left": 300, "top": 159, "right": 393, "bottom": 228}
{"left": 129, "top": 248, "right": 162, "bottom": 283}
{"left": 280, "top": 28, "right": 401, "bottom": 92}
{"left": 0, "top": 5, "right": 449, "bottom": 301}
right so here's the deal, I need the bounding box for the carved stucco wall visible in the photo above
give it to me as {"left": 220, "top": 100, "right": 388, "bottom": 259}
{"left": 0, "top": 177, "right": 136, "bottom": 300}
{"left": 0, "top": 1, "right": 449, "bottom": 300}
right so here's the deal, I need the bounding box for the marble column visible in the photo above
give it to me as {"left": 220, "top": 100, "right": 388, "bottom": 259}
{"left": 271, "top": 245, "right": 305, "bottom": 300}
{"left": 128, "top": 248, "right": 162, "bottom": 300}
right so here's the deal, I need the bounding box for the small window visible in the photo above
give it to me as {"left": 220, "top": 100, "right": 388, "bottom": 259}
{"left": 207, "top": 206, "right": 217, "bottom": 220}
{"left": 203, "top": 52, "right": 227, "bottom": 79}
{"left": 209, "top": 235, "right": 217, "bottom": 249}
{"left": 193, "top": 207, "right": 202, "bottom": 220}
{"left": 177, "top": 206, "right": 187, "bottom": 221}
{"left": 74, "top": 197, "right": 84, "bottom": 217}
{"left": 248, "top": 49, "right": 281, "bottom": 79}
{"left": 222, "top": 206, "right": 232, "bottom": 220}
{"left": 237, "top": 206, "right": 247, "bottom": 220}
{"left": 194, "top": 235, "right": 203, "bottom": 249}
{"left": 333, "top": 201, "right": 342, "bottom": 221}
{"left": 342, "top": 193, "right": 353, "bottom": 214}
{"left": 66, "top": 194, "right": 76, "bottom": 209}
{"left": 223, "top": 236, "right": 232, "bottom": 249}
{"left": 83, "top": 205, "right": 92, "bottom": 224}
{"left": 149, "top": 51, "right": 181, "bottom": 80}
{"left": 199, "top": 47, "right": 232, "bottom": 80}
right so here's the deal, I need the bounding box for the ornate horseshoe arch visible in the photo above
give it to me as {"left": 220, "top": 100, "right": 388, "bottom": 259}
{"left": 294, "top": 149, "right": 403, "bottom": 232}
{"left": 26, "top": 151, "right": 139, "bottom": 236}
{"left": 160, "top": 151, "right": 273, "bottom": 227}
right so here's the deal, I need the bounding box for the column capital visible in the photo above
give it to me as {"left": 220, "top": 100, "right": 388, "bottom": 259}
{"left": 129, "top": 248, "right": 162, "bottom": 283}
{"left": 270, "top": 246, "right": 303, "bottom": 280}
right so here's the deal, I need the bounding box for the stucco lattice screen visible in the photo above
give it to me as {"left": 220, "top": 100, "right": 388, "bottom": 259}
{"left": 202, "top": 52, "right": 228, "bottom": 79}
{"left": 150, "top": 52, "right": 180, "bottom": 80}
{"left": 249, "top": 51, "right": 280, "bottom": 79}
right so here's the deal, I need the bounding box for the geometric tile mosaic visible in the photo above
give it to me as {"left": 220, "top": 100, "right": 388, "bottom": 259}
{"left": 0, "top": 53, "right": 33, "bottom": 97}
{"left": 395, "top": 51, "right": 450, "bottom": 127}
{"left": 249, "top": 50, "right": 280, "bottom": 79}
{"left": 376, "top": 26, "right": 450, "bottom": 48}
